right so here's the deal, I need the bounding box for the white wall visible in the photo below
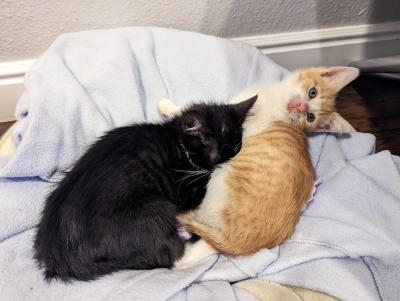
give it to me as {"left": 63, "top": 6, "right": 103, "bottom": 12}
{"left": 1, "top": 0, "right": 400, "bottom": 121}
{"left": 1, "top": 0, "right": 399, "bottom": 63}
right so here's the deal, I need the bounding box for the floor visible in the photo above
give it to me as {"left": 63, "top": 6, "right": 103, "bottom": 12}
{"left": 337, "top": 75, "right": 400, "bottom": 155}
{"left": 0, "top": 75, "right": 399, "bottom": 154}
{"left": 0, "top": 121, "right": 14, "bottom": 137}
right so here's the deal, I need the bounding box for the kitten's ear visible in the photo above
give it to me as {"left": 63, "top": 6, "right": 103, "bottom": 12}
{"left": 316, "top": 112, "right": 355, "bottom": 133}
{"left": 232, "top": 95, "right": 258, "bottom": 123}
{"left": 181, "top": 112, "right": 204, "bottom": 135}
{"left": 320, "top": 67, "right": 359, "bottom": 91}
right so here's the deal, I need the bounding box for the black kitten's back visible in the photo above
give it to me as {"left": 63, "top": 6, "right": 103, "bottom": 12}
{"left": 34, "top": 97, "right": 256, "bottom": 281}
{"left": 35, "top": 125, "right": 186, "bottom": 280}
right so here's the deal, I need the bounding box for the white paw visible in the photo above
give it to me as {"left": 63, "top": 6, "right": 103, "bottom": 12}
{"left": 173, "top": 239, "right": 217, "bottom": 270}
{"left": 173, "top": 257, "right": 194, "bottom": 270}
{"left": 173, "top": 252, "right": 214, "bottom": 270}
{"left": 158, "top": 98, "right": 179, "bottom": 118}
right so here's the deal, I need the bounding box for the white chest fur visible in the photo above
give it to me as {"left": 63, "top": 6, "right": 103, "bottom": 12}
{"left": 193, "top": 164, "right": 232, "bottom": 229}
{"left": 230, "top": 82, "right": 291, "bottom": 138}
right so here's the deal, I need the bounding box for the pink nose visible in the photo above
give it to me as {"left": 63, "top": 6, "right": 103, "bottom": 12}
{"left": 288, "top": 102, "right": 309, "bottom": 113}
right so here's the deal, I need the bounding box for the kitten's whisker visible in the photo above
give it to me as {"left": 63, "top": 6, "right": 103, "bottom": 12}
{"left": 187, "top": 171, "right": 211, "bottom": 186}
{"left": 177, "top": 173, "right": 203, "bottom": 183}
{"left": 177, "top": 170, "right": 210, "bottom": 195}
{"left": 219, "top": 144, "right": 235, "bottom": 156}
{"left": 176, "top": 169, "right": 209, "bottom": 183}
{"left": 175, "top": 169, "right": 208, "bottom": 175}
{"left": 234, "top": 142, "right": 242, "bottom": 152}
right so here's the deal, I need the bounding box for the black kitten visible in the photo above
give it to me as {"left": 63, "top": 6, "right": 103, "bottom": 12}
{"left": 34, "top": 96, "right": 257, "bottom": 281}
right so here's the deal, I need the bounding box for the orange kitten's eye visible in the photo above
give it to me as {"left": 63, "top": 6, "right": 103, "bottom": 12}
{"left": 308, "top": 87, "right": 317, "bottom": 99}
{"left": 306, "top": 113, "right": 315, "bottom": 122}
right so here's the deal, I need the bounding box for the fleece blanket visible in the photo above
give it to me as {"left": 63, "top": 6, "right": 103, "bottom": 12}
{"left": 0, "top": 27, "right": 399, "bottom": 301}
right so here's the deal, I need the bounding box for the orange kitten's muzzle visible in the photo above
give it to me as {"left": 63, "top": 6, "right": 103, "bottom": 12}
{"left": 287, "top": 102, "right": 309, "bottom": 113}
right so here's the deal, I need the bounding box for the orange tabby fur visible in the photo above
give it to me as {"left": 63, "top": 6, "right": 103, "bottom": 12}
{"left": 180, "top": 122, "right": 314, "bottom": 255}
{"left": 295, "top": 68, "right": 338, "bottom": 131}
{"left": 178, "top": 67, "right": 359, "bottom": 257}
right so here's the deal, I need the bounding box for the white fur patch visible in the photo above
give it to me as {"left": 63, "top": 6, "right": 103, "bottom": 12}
{"left": 174, "top": 239, "right": 217, "bottom": 270}
{"left": 229, "top": 82, "right": 292, "bottom": 138}
{"left": 192, "top": 165, "right": 232, "bottom": 228}
{"left": 158, "top": 98, "right": 181, "bottom": 118}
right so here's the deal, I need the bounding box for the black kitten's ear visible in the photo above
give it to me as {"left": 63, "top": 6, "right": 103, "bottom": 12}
{"left": 181, "top": 112, "right": 204, "bottom": 135}
{"left": 232, "top": 95, "right": 258, "bottom": 123}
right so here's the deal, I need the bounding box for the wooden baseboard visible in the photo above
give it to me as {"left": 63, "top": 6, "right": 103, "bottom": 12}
{"left": 0, "top": 59, "right": 35, "bottom": 122}
{"left": 235, "top": 21, "right": 400, "bottom": 69}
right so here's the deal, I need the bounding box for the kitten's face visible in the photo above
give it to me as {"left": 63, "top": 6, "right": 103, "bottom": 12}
{"left": 285, "top": 66, "right": 359, "bottom": 132}
{"left": 177, "top": 96, "right": 257, "bottom": 169}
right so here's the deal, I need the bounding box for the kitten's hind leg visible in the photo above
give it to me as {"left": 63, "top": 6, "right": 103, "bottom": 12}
{"left": 179, "top": 212, "right": 239, "bottom": 256}
{"left": 173, "top": 239, "right": 217, "bottom": 270}
{"left": 105, "top": 198, "right": 185, "bottom": 271}
{"left": 173, "top": 212, "right": 222, "bottom": 270}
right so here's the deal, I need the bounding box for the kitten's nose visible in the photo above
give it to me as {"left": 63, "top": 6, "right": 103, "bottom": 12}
{"left": 208, "top": 148, "right": 219, "bottom": 163}
{"left": 288, "top": 102, "right": 309, "bottom": 113}
{"left": 298, "top": 103, "right": 309, "bottom": 113}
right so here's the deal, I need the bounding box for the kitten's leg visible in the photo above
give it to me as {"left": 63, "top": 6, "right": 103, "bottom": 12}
{"left": 173, "top": 239, "right": 217, "bottom": 270}
{"left": 302, "top": 179, "right": 321, "bottom": 211}
{"left": 114, "top": 198, "right": 185, "bottom": 270}
{"left": 173, "top": 212, "right": 221, "bottom": 270}
{"left": 158, "top": 98, "right": 181, "bottom": 118}
{"left": 178, "top": 211, "right": 222, "bottom": 233}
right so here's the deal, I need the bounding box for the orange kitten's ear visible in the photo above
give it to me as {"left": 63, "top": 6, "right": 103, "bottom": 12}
{"left": 316, "top": 112, "right": 355, "bottom": 133}
{"left": 321, "top": 67, "right": 359, "bottom": 91}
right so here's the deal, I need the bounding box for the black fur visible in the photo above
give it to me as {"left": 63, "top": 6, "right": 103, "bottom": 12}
{"left": 34, "top": 97, "right": 256, "bottom": 281}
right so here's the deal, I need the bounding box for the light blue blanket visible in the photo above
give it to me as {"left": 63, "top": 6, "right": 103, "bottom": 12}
{"left": 0, "top": 27, "right": 399, "bottom": 301}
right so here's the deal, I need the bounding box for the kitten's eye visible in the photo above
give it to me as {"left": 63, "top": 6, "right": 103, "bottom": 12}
{"left": 308, "top": 87, "right": 317, "bottom": 99}
{"left": 306, "top": 113, "right": 315, "bottom": 122}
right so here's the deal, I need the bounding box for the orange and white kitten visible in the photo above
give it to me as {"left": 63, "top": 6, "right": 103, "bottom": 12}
{"left": 159, "top": 66, "right": 359, "bottom": 269}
